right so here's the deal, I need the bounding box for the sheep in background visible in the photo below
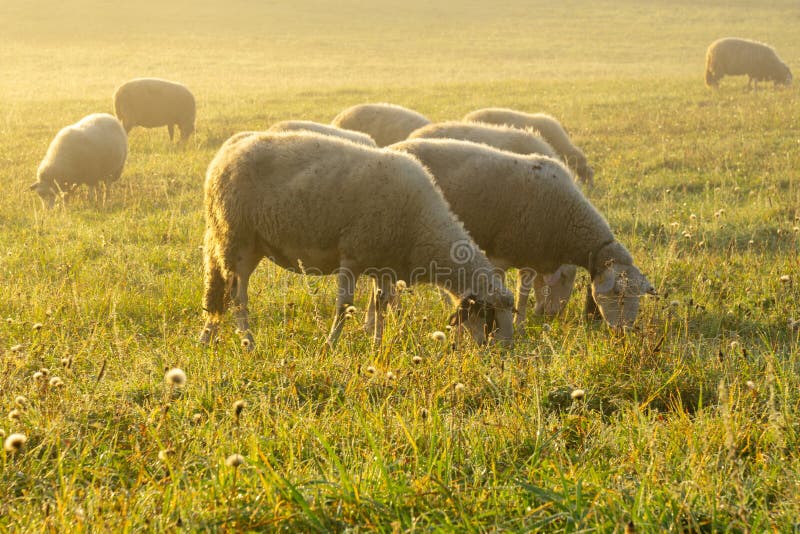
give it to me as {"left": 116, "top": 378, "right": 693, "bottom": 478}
{"left": 390, "top": 138, "right": 655, "bottom": 328}
{"left": 408, "top": 121, "right": 557, "bottom": 159}
{"left": 331, "top": 103, "right": 430, "bottom": 147}
{"left": 30, "top": 113, "right": 127, "bottom": 207}
{"left": 200, "top": 131, "right": 515, "bottom": 349}
{"left": 463, "top": 108, "right": 594, "bottom": 185}
{"left": 705, "top": 38, "right": 792, "bottom": 89}
{"left": 267, "top": 120, "right": 377, "bottom": 146}
{"left": 113, "top": 78, "right": 196, "bottom": 142}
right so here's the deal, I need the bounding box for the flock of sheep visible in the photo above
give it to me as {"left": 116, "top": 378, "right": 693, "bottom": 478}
{"left": 29, "top": 36, "right": 792, "bottom": 350}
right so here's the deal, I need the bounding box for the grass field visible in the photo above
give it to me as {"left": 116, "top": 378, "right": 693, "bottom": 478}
{"left": 1, "top": 1, "right": 799, "bottom": 530}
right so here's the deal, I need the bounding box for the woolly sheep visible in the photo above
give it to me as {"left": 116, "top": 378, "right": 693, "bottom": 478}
{"left": 390, "top": 138, "right": 655, "bottom": 328}
{"left": 113, "top": 78, "right": 196, "bottom": 142}
{"left": 30, "top": 113, "right": 127, "bottom": 207}
{"left": 199, "top": 131, "right": 515, "bottom": 349}
{"left": 331, "top": 103, "right": 430, "bottom": 147}
{"left": 268, "top": 120, "right": 377, "bottom": 146}
{"left": 705, "top": 38, "right": 792, "bottom": 89}
{"left": 408, "top": 121, "right": 557, "bottom": 160}
{"left": 463, "top": 108, "right": 594, "bottom": 185}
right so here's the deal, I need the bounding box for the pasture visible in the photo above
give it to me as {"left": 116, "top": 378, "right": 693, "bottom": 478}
{"left": 1, "top": 0, "right": 799, "bottom": 530}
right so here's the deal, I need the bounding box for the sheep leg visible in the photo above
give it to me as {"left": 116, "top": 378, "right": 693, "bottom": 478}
{"left": 366, "top": 278, "right": 395, "bottom": 344}
{"left": 327, "top": 265, "right": 358, "bottom": 348}
{"left": 515, "top": 268, "right": 537, "bottom": 328}
{"left": 168, "top": 124, "right": 175, "bottom": 141}
{"left": 200, "top": 253, "right": 227, "bottom": 345}
{"left": 231, "top": 249, "right": 262, "bottom": 350}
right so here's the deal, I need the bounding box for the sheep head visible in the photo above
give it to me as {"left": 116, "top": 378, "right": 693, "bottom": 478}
{"left": 29, "top": 178, "right": 57, "bottom": 208}
{"left": 533, "top": 264, "right": 577, "bottom": 316}
{"left": 449, "top": 288, "right": 514, "bottom": 347}
{"left": 591, "top": 262, "right": 655, "bottom": 328}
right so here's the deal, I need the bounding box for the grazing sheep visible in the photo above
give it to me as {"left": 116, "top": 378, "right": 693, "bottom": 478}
{"left": 113, "top": 78, "right": 196, "bottom": 142}
{"left": 200, "top": 131, "right": 515, "bottom": 349}
{"left": 268, "top": 120, "right": 377, "bottom": 146}
{"left": 331, "top": 103, "right": 430, "bottom": 147}
{"left": 30, "top": 113, "right": 127, "bottom": 207}
{"left": 390, "top": 138, "right": 655, "bottom": 328}
{"left": 463, "top": 108, "right": 594, "bottom": 185}
{"left": 705, "top": 38, "right": 792, "bottom": 89}
{"left": 408, "top": 121, "right": 557, "bottom": 159}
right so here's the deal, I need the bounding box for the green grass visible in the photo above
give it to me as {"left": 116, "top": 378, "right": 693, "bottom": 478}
{"left": 1, "top": 0, "right": 799, "bottom": 530}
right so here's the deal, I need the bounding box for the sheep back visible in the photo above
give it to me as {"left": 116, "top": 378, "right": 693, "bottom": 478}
{"left": 463, "top": 108, "right": 594, "bottom": 184}
{"left": 408, "top": 121, "right": 557, "bottom": 159}
{"left": 113, "top": 78, "right": 196, "bottom": 140}
{"left": 268, "top": 120, "right": 377, "bottom": 146}
{"left": 331, "top": 103, "right": 430, "bottom": 147}
{"left": 705, "top": 38, "right": 792, "bottom": 87}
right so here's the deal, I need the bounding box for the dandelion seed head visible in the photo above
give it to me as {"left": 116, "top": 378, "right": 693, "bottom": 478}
{"left": 241, "top": 338, "right": 251, "bottom": 349}
{"left": 40, "top": 368, "right": 50, "bottom": 377}
{"left": 60, "top": 357, "right": 71, "bottom": 368}
{"left": 3, "top": 432, "right": 26, "bottom": 453}
{"left": 32, "top": 323, "right": 43, "bottom": 331}
{"left": 734, "top": 186, "right": 741, "bottom": 193}
{"left": 365, "top": 366, "right": 376, "bottom": 376}
{"left": 191, "top": 413, "right": 203, "bottom": 424}
{"left": 412, "top": 355, "right": 423, "bottom": 365}
{"left": 729, "top": 341, "right": 740, "bottom": 350}
{"left": 386, "top": 371, "right": 396, "bottom": 381}
{"left": 395, "top": 280, "right": 407, "bottom": 292}
{"left": 430, "top": 331, "right": 447, "bottom": 342}
{"left": 49, "top": 377, "right": 64, "bottom": 388}
{"left": 10, "top": 344, "right": 23, "bottom": 353}
{"left": 570, "top": 389, "right": 586, "bottom": 400}
{"left": 345, "top": 305, "right": 357, "bottom": 315}
{"left": 14, "top": 396, "right": 28, "bottom": 409}
{"left": 8, "top": 409, "right": 22, "bottom": 421}
{"left": 165, "top": 368, "right": 187, "bottom": 387}
{"left": 32, "top": 371, "right": 44, "bottom": 382}
{"left": 233, "top": 400, "right": 247, "bottom": 416}
{"left": 746, "top": 380, "right": 756, "bottom": 390}
{"left": 779, "top": 275, "right": 791, "bottom": 283}
{"left": 225, "top": 453, "right": 245, "bottom": 467}
{"left": 748, "top": 239, "right": 754, "bottom": 245}
{"left": 689, "top": 214, "right": 697, "bottom": 220}
{"left": 158, "top": 448, "right": 174, "bottom": 462}
{"left": 454, "top": 382, "right": 466, "bottom": 393}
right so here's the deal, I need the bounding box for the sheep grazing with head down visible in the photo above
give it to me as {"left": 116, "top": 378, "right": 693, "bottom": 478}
{"left": 390, "top": 138, "right": 655, "bottom": 328}
{"left": 30, "top": 113, "right": 127, "bottom": 208}
{"left": 463, "top": 108, "right": 594, "bottom": 185}
{"left": 705, "top": 38, "right": 792, "bottom": 89}
{"left": 331, "top": 103, "right": 430, "bottom": 147}
{"left": 408, "top": 121, "right": 557, "bottom": 159}
{"left": 200, "top": 131, "right": 515, "bottom": 349}
{"left": 267, "top": 120, "right": 377, "bottom": 146}
{"left": 113, "top": 78, "right": 196, "bottom": 142}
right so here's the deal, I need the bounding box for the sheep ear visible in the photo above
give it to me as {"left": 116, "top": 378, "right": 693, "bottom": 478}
{"left": 593, "top": 267, "right": 616, "bottom": 294}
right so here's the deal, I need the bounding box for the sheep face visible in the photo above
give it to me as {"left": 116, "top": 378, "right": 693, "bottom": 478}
{"left": 449, "top": 293, "right": 514, "bottom": 346}
{"left": 777, "top": 65, "right": 793, "bottom": 86}
{"left": 533, "top": 265, "right": 577, "bottom": 316}
{"left": 591, "top": 263, "right": 655, "bottom": 327}
{"left": 29, "top": 180, "right": 57, "bottom": 208}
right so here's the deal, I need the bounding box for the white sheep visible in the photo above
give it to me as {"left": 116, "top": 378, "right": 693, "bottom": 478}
{"left": 705, "top": 38, "right": 792, "bottom": 89}
{"left": 463, "top": 108, "right": 594, "bottom": 185}
{"left": 113, "top": 78, "right": 196, "bottom": 142}
{"left": 200, "top": 131, "right": 515, "bottom": 349}
{"left": 408, "top": 121, "right": 557, "bottom": 159}
{"left": 390, "top": 138, "right": 655, "bottom": 328}
{"left": 268, "top": 120, "right": 377, "bottom": 146}
{"left": 30, "top": 113, "right": 128, "bottom": 207}
{"left": 331, "top": 103, "right": 430, "bottom": 147}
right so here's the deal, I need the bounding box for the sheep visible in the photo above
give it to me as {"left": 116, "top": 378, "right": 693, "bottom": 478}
{"left": 199, "top": 131, "right": 515, "bottom": 349}
{"left": 463, "top": 108, "right": 594, "bottom": 185}
{"left": 331, "top": 103, "right": 430, "bottom": 147}
{"left": 705, "top": 38, "right": 792, "bottom": 89}
{"left": 30, "top": 113, "right": 127, "bottom": 208}
{"left": 389, "top": 138, "right": 655, "bottom": 328}
{"left": 113, "top": 78, "right": 196, "bottom": 142}
{"left": 267, "top": 120, "right": 377, "bottom": 147}
{"left": 408, "top": 121, "right": 557, "bottom": 159}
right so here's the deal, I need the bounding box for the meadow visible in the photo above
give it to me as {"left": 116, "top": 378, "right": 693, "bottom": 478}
{"left": 1, "top": 0, "right": 799, "bottom": 530}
